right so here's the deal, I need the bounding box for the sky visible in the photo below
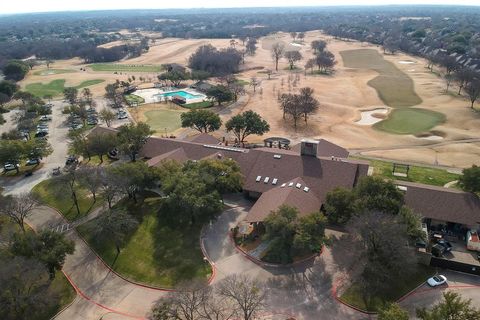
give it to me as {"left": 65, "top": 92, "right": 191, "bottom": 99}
{"left": 3, "top": 0, "right": 479, "bottom": 14}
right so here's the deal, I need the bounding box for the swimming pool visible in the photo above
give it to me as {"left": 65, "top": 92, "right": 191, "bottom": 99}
{"left": 155, "top": 90, "right": 204, "bottom": 100}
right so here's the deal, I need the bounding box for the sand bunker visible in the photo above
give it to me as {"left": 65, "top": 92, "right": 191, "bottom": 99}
{"left": 398, "top": 60, "right": 416, "bottom": 64}
{"left": 356, "top": 108, "right": 390, "bottom": 125}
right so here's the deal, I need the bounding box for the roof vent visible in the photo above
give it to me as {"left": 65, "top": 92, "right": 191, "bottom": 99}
{"left": 288, "top": 182, "right": 294, "bottom": 187}
{"left": 273, "top": 154, "right": 282, "bottom": 159}
{"left": 264, "top": 177, "right": 270, "bottom": 183}
{"left": 281, "top": 183, "right": 286, "bottom": 187}
{"left": 256, "top": 176, "right": 261, "bottom": 182}
{"left": 303, "top": 187, "right": 310, "bottom": 192}
{"left": 272, "top": 178, "right": 278, "bottom": 185}
{"left": 296, "top": 183, "right": 302, "bottom": 189}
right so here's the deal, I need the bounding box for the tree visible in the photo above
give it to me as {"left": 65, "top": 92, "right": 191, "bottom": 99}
{"left": 246, "top": 38, "right": 257, "bottom": 56}
{"left": 54, "top": 167, "right": 82, "bottom": 217}
{"left": 188, "top": 45, "right": 242, "bottom": 76}
{"left": 68, "top": 129, "right": 92, "bottom": 161}
{"left": 279, "top": 93, "right": 303, "bottom": 130}
{"left": 453, "top": 68, "right": 476, "bottom": 95}
{"left": 92, "top": 208, "right": 138, "bottom": 258}
{"left": 297, "top": 32, "right": 305, "bottom": 42}
{"left": 0, "top": 257, "right": 53, "bottom": 320}
{"left": 10, "top": 230, "right": 75, "bottom": 279}
{"left": 249, "top": 77, "right": 260, "bottom": 93}
{"left": 284, "top": 51, "right": 302, "bottom": 70}
{"left": 345, "top": 211, "right": 418, "bottom": 302}
{"left": 315, "top": 50, "right": 336, "bottom": 73}
{"left": 63, "top": 87, "right": 78, "bottom": 106}
{"left": 81, "top": 88, "right": 93, "bottom": 107}
{"left": 324, "top": 187, "right": 356, "bottom": 225}
{"left": 0, "top": 192, "right": 37, "bottom": 233}
{"left": 416, "top": 291, "right": 480, "bottom": 320}
{"left": 46, "top": 59, "right": 54, "bottom": 68}
{"left": 298, "top": 87, "right": 319, "bottom": 123}
{"left": 180, "top": 109, "right": 222, "bottom": 133}
{"left": 225, "top": 110, "right": 270, "bottom": 144}
{"left": 88, "top": 132, "right": 118, "bottom": 163}
{"left": 197, "top": 158, "right": 243, "bottom": 202}
{"left": 24, "top": 138, "right": 53, "bottom": 160}
{"left": 217, "top": 274, "right": 265, "bottom": 320}
{"left": 190, "top": 70, "right": 210, "bottom": 81}
{"left": 0, "top": 140, "right": 25, "bottom": 173}
{"left": 0, "top": 80, "right": 18, "bottom": 98}
{"left": 78, "top": 166, "right": 104, "bottom": 202}
{"left": 354, "top": 176, "right": 404, "bottom": 215}
{"left": 206, "top": 85, "right": 233, "bottom": 105}
{"left": 378, "top": 303, "right": 409, "bottom": 320}
{"left": 117, "top": 122, "right": 154, "bottom": 161}
{"left": 382, "top": 37, "right": 400, "bottom": 54}
{"left": 3, "top": 60, "right": 29, "bottom": 81}
{"left": 293, "top": 211, "right": 327, "bottom": 254}
{"left": 229, "top": 82, "right": 246, "bottom": 101}
{"left": 26, "top": 59, "right": 37, "bottom": 70}
{"left": 290, "top": 32, "right": 297, "bottom": 41}
{"left": 158, "top": 68, "right": 189, "bottom": 87}
{"left": 465, "top": 79, "right": 480, "bottom": 109}
{"left": 444, "top": 73, "right": 454, "bottom": 93}
{"left": 458, "top": 164, "right": 480, "bottom": 194}
{"left": 262, "top": 205, "right": 297, "bottom": 264}
{"left": 311, "top": 40, "right": 326, "bottom": 54}
{"left": 160, "top": 162, "right": 223, "bottom": 226}
{"left": 99, "top": 109, "right": 116, "bottom": 127}
{"left": 104, "top": 83, "right": 123, "bottom": 109}
{"left": 271, "top": 43, "right": 285, "bottom": 71}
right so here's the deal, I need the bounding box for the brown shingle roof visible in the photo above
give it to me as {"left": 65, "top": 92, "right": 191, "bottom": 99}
{"left": 146, "top": 148, "right": 189, "bottom": 167}
{"left": 87, "top": 125, "right": 118, "bottom": 137}
{"left": 398, "top": 181, "right": 480, "bottom": 226}
{"left": 183, "top": 133, "right": 220, "bottom": 145}
{"left": 291, "top": 139, "right": 350, "bottom": 158}
{"left": 245, "top": 177, "right": 321, "bottom": 222}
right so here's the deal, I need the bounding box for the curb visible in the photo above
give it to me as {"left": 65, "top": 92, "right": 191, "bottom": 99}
{"left": 229, "top": 232, "right": 321, "bottom": 268}
{"left": 331, "top": 276, "right": 377, "bottom": 315}
{"left": 43, "top": 203, "right": 216, "bottom": 291}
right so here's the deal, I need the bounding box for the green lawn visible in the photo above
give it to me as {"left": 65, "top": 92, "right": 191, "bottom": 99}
{"left": 89, "top": 63, "right": 163, "bottom": 72}
{"left": 33, "top": 69, "right": 77, "bottom": 76}
{"left": 125, "top": 94, "right": 145, "bottom": 105}
{"left": 351, "top": 156, "right": 460, "bottom": 187}
{"left": 144, "top": 109, "right": 184, "bottom": 134}
{"left": 25, "top": 79, "right": 105, "bottom": 97}
{"left": 373, "top": 108, "right": 446, "bottom": 135}
{"left": 77, "top": 197, "right": 212, "bottom": 287}
{"left": 32, "top": 179, "right": 103, "bottom": 221}
{"left": 340, "top": 265, "right": 435, "bottom": 312}
{"left": 181, "top": 101, "right": 213, "bottom": 109}
{"left": 0, "top": 216, "right": 76, "bottom": 320}
{"left": 340, "top": 49, "right": 422, "bottom": 108}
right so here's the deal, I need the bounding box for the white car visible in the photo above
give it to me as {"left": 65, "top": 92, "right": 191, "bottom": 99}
{"left": 117, "top": 113, "right": 128, "bottom": 120}
{"left": 427, "top": 275, "right": 447, "bottom": 287}
{"left": 4, "top": 163, "right": 19, "bottom": 171}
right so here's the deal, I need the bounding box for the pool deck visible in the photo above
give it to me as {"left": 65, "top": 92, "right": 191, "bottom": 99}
{"left": 134, "top": 88, "right": 206, "bottom": 104}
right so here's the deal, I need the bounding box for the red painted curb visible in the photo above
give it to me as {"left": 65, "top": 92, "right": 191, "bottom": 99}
{"left": 229, "top": 231, "right": 321, "bottom": 268}
{"left": 44, "top": 204, "right": 216, "bottom": 291}
{"left": 61, "top": 270, "right": 146, "bottom": 319}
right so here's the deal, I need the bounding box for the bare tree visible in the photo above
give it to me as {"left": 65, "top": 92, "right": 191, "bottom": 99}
{"left": 290, "top": 32, "right": 297, "bottom": 41}
{"left": 298, "top": 87, "right": 319, "bottom": 123}
{"left": 465, "top": 79, "right": 480, "bottom": 109}
{"left": 297, "top": 32, "right": 305, "bottom": 42}
{"left": 454, "top": 68, "right": 476, "bottom": 95}
{"left": 78, "top": 166, "right": 104, "bottom": 202}
{"left": 54, "top": 168, "right": 81, "bottom": 217}
{"left": 249, "top": 77, "right": 260, "bottom": 93}
{"left": 271, "top": 43, "right": 285, "bottom": 71}
{"left": 217, "top": 274, "right": 265, "bottom": 320}
{"left": 284, "top": 51, "right": 302, "bottom": 70}
{"left": 0, "top": 192, "right": 37, "bottom": 232}
{"left": 99, "top": 109, "right": 116, "bottom": 127}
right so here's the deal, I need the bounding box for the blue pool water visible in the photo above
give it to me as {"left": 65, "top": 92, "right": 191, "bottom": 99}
{"left": 155, "top": 90, "right": 204, "bottom": 100}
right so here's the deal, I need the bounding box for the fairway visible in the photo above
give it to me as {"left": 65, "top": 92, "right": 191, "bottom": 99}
{"left": 340, "top": 49, "right": 422, "bottom": 107}
{"left": 144, "top": 109, "right": 183, "bottom": 134}
{"left": 78, "top": 197, "right": 212, "bottom": 287}
{"left": 33, "top": 69, "right": 77, "bottom": 76}
{"left": 25, "top": 79, "right": 105, "bottom": 97}
{"left": 89, "top": 63, "right": 163, "bottom": 72}
{"left": 374, "top": 108, "right": 446, "bottom": 134}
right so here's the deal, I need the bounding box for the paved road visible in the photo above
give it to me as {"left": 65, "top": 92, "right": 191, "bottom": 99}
{"left": 204, "top": 196, "right": 366, "bottom": 320}
{"left": 400, "top": 270, "right": 480, "bottom": 318}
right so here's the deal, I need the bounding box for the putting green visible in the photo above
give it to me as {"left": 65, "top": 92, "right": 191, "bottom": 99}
{"left": 25, "top": 79, "right": 105, "bottom": 97}
{"left": 374, "top": 108, "right": 446, "bottom": 135}
{"left": 144, "top": 109, "right": 184, "bottom": 134}
{"left": 340, "top": 49, "right": 422, "bottom": 108}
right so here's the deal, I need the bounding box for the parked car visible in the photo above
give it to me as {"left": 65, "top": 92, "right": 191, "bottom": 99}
{"left": 437, "top": 239, "right": 453, "bottom": 252}
{"left": 39, "top": 115, "right": 52, "bottom": 121}
{"left": 69, "top": 123, "right": 83, "bottom": 130}
{"left": 117, "top": 112, "right": 128, "bottom": 120}
{"left": 108, "top": 148, "right": 119, "bottom": 159}
{"left": 65, "top": 155, "right": 78, "bottom": 165}
{"left": 87, "top": 118, "right": 98, "bottom": 125}
{"left": 34, "top": 131, "right": 48, "bottom": 138}
{"left": 427, "top": 275, "right": 447, "bottom": 287}
{"left": 4, "top": 163, "right": 19, "bottom": 171}
{"left": 26, "top": 158, "right": 40, "bottom": 166}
